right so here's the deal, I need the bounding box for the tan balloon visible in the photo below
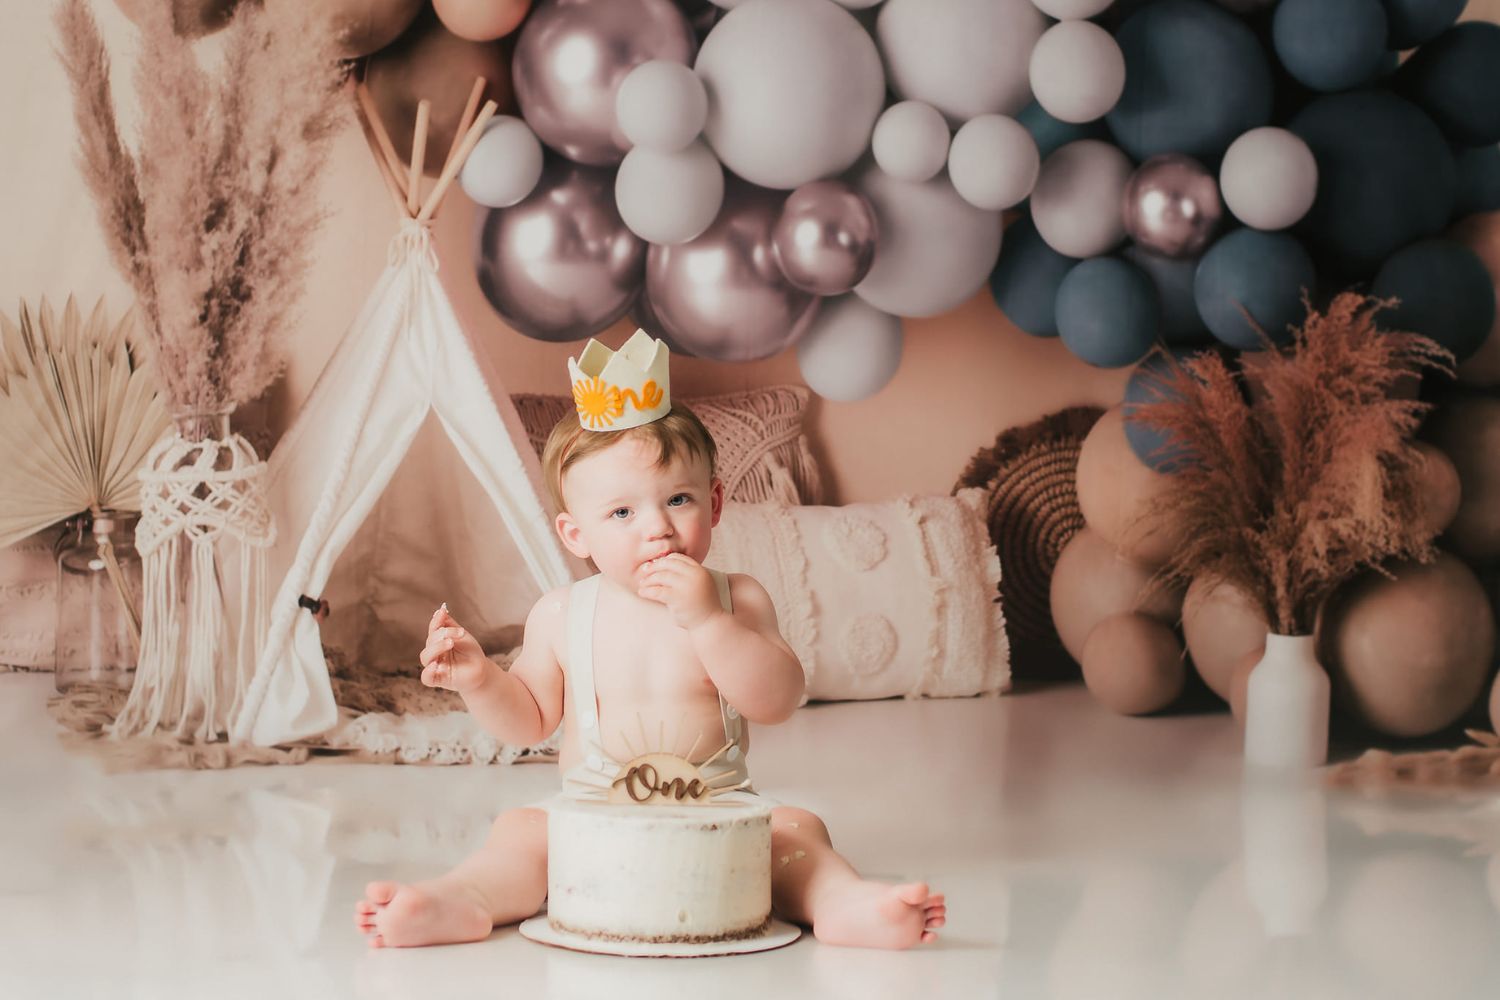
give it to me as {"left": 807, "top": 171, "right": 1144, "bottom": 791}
{"left": 365, "top": 14, "right": 513, "bottom": 171}
{"left": 1319, "top": 553, "right": 1496, "bottom": 738}
{"left": 1081, "top": 612, "right": 1187, "bottom": 716}
{"left": 1424, "top": 395, "right": 1500, "bottom": 561}
{"left": 1182, "top": 576, "right": 1267, "bottom": 700}
{"left": 1076, "top": 405, "right": 1189, "bottom": 568}
{"left": 434, "top": 0, "right": 531, "bottom": 41}
{"left": 1226, "top": 648, "right": 1259, "bottom": 725}
{"left": 113, "top": 0, "right": 240, "bottom": 38}
{"left": 1490, "top": 669, "right": 1500, "bottom": 736}
{"left": 1411, "top": 441, "right": 1462, "bottom": 538}
{"left": 1050, "top": 526, "right": 1182, "bottom": 664}
{"left": 1449, "top": 211, "right": 1500, "bottom": 388}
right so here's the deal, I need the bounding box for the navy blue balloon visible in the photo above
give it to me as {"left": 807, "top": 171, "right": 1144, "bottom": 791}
{"left": 1055, "top": 257, "right": 1161, "bottom": 369}
{"left": 1195, "top": 229, "right": 1317, "bottom": 350}
{"left": 1017, "top": 100, "right": 1111, "bottom": 161}
{"left": 1107, "top": 0, "right": 1274, "bottom": 162}
{"left": 1272, "top": 0, "right": 1388, "bottom": 94}
{"left": 989, "top": 215, "right": 1080, "bottom": 337}
{"left": 1395, "top": 23, "right": 1500, "bottom": 147}
{"left": 1123, "top": 245, "right": 1210, "bottom": 345}
{"left": 1123, "top": 349, "right": 1204, "bottom": 473}
{"left": 1454, "top": 144, "right": 1500, "bottom": 219}
{"left": 1288, "top": 90, "right": 1456, "bottom": 275}
{"left": 1371, "top": 238, "right": 1496, "bottom": 361}
{"left": 1378, "top": 0, "right": 1463, "bottom": 49}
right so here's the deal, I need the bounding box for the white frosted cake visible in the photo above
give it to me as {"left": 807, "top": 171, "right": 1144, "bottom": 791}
{"left": 547, "top": 797, "right": 773, "bottom": 944}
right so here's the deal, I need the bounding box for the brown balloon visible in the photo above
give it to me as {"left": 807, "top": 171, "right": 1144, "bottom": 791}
{"left": 1050, "top": 526, "right": 1183, "bottom": 664}
{"left": 1449, "top": 211, "right": 1500, "bottom": 388}
{"left": 1081, "top": 612, "right": 1187, "bottom": 716}
{"left": 1319, "top": 553, "right": 1496, "bottom": 738}
{"left": 114, "top": 0, "right": 241, "bottom": 38}
{"left": 1411, "top": 441, "right": 1462, "bottom": 539}
{"left": 262, "top": 0, "right": 424, "bottom": 58}
{"left": 1424, "top": 395, "right": 1500, "bottom": 561}
{"left": 1076, "top": 406, "right": 1191, "bottom": 568}
{"left": 365, "top": 13, "right": 513, "bottom": 171}
{"left": 1226, "top": 648, "right": 1259, "bottom": 725}
{"left": 1182, "top": 576, "right": 1266, "bottom": 700}
{"left": 1490, "top": 669, "right": 1500, "bottom": 735}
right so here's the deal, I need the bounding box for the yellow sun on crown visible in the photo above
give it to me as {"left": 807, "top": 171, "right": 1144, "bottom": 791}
{"left": 573, "top": 376, "right": 624, "bottom": 429}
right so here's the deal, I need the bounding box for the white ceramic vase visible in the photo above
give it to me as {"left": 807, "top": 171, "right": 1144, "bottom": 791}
{"left": 1243, "top": 632, "right": 1329, "bottom": 770}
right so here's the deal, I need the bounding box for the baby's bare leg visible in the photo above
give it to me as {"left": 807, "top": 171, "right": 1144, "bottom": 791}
{"left": 769, "top": 805, "right": 946, "bottom": 950}
{"left": 354, "top": 806, "right": 549, "bottom": 948}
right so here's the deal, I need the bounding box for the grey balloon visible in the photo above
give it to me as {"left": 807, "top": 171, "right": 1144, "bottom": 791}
{"left": 645, "top": 180, "right": 821, "bottom": 361}
{"left": 771, "top": 180, "right": 879, "bottom": 295}
{"left": 1122, "top": 154, "right": 1224, "bottom": 259}
{"left": 476, "top": 158, "right": 647, "bottom": 342}
{"left": 512, "top": 0, "right": 696, "bottom": 166}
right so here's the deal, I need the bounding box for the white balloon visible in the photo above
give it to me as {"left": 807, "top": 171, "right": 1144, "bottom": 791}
{"left": 797, "top": 294, "right": 904, "bottom": 401}
{"left": 696, "top": 0, "right": 886, "bottom": 189}
{"left": 615, "top": 140, "right": 726, "bottom": 245}
{"left": 876, "top": 0, "right": 1048, "bottom": 123}
{"left": 616, "top": 60, "right": 708, "bottom": 153}
{"left": 1029, "top": 139, "right": 1132, "bottom": 258}
{"left": 459, "top": 116, "right": 544, "bottom": 208}
{"left": 1031, "top": 0, "right": 1114, "bottom": 18}
{"left": 1028, "top": 20, "right": 1126, "bottom": 124}
{"left": 852, "top": 161, "right": 1004, "bottom": 318}
{"left": 1220, "top": 127, "right": 1320, "bottom": 232}
{"left": 948, "top": 114, "right": 1039, "bottom": 210}
{"left": 871, "top": 101, "right": 951, "bottom": 182}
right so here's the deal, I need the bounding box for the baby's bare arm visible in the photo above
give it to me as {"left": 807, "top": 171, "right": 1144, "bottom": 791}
{"left": 462, "top": 591, "right": 566, "bottom": 746}
{"left": 688, "top": 574, "right": 805, "bottom": 725}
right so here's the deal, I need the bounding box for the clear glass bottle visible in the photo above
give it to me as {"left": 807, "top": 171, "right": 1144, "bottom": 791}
{"left": 54, "top": 509, "right": 142, "bottom": 691}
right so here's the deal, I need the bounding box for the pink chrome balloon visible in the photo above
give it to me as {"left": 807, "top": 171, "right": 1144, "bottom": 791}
{"left": 1122, "top": 154, "right": 1224, "bottom": 259}
{"left": 645, "top": 180, "right": 821, "bottom": 362}
{"left": 476, "top": 158, "right": 646, "bottom": 342}
{"left": 512, "top": 0, "right": 696, "bottom": 166}
{"left": 771, "top": 180, "right": 879, "bottom": 295}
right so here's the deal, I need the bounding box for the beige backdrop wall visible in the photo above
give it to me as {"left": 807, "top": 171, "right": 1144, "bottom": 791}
{"left": 5, "top": 1, "right": 1497, "bottom": 504}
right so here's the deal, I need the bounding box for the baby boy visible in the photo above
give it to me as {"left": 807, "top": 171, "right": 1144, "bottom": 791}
{"left": 355, "top": 331, "right": 945, "bottom": 950}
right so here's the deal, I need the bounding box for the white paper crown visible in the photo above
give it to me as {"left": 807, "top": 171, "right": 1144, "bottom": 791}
{"left": 568, "top": 329, "right": 671, "bottom": 432}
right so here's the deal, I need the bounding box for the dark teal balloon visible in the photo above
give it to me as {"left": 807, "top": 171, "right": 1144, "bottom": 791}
{"left": 1395, "top": 23, "right": 1500, "bottom": 147}
{"left": 1454, "top": 144, "right": 1500, "bottom": 219}
{"left": 1123, "top": 349, "right": 1204, "bottom": 473}
{"left": 1106, "top": 0, "right": 1274, "bottom": 162}
{"left": 1377, "top": 0, "right": 1463, "bottom": 48}
{"left": 1288, "top": 90, "right": 1455, "bottom": 275}
{"left": 1371, "top": 238, "right": 1496, "bottom": 361}
{"left": 1123, "top": 245, "right": 1210, "bottom": 345}
{"left": 1055, "top": 257, "right": 1161, "bottom": 369}
{"left": 1017, "top": 100, "right": 1111, "bottom": 161}
{"left": 1272, "top": 0, "right": 1388, "bottom": 93}
{"left": 1195, "top": 229, "right": 1317, "bottom": 350}
{"left": 989, "top": 215, "right": 1079, "bottom": 337}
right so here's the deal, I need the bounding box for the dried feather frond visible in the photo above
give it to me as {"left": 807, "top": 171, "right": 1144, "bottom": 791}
{"left": 0, "top": 297, "right": 171, "bottom": 547}
{"left": 54, "top": 0, "right": 348, "bottom": 413}
{"left": 1129, "top": 292, "right": 1453, "bottom": 635}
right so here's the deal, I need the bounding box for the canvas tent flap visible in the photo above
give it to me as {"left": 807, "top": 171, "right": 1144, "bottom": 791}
{"left": 232, "top": 223, "right": 585, "bottom": 746}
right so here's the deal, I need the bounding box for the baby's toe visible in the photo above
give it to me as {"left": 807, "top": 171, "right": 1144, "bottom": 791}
{"left": 895, "top": 882, "right": 929, "bottom": 906}
{"left": 365, "top": 881, "right": 399, "bottom": 905}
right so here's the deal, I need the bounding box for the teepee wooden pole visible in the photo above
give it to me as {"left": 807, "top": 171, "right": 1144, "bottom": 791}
{"left": 407, "top": 100, "right": 431, "bottom": 216}
{"left": 443, "top": 77, "right": 488, "bottom": 178}
{"left": 355, "top": 82, "right": 410, "bottom": 208}
{"left": 351, "top": 90, "right": 410, "bottom": 215}
{"left": 416, "top": 99, "right": 498, "bottom": 223}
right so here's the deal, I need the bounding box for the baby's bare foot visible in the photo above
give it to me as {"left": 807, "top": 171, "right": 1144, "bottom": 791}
{"left": 354, "top": 880, "right": 493, "bottom": 948}
{"left": 811, "top": 880, "right": 946, "bottom": 950}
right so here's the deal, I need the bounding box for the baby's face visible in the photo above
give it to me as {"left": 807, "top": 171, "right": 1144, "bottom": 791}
{"left": 555, "top": 436, "right": 724, "bottom": 591}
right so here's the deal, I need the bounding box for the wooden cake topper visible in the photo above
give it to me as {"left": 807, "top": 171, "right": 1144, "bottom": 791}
{"left": 564, "top": 712, "right": 752, "bottom": 806}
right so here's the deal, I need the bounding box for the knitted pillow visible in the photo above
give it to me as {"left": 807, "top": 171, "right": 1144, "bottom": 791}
{"left": 512, "top": 384, "right": 824, "bottom": 505}
{"left": 954, "top": 406, "right": 1103, "bottom": 681}
{"left": 703, "top": 489, "right": 1010, "bottom": 703}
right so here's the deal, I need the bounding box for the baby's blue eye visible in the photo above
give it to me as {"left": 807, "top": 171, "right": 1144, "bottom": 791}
{"left": 610, "top": 508, "right": 629, "bottom": 519}
{"left": 668, "top": 494, "right": 690, "bottom": 506}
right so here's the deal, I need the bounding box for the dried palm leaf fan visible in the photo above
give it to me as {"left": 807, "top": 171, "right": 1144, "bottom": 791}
{"left": 0, "top": 297, "right": 172, "bottom": 650}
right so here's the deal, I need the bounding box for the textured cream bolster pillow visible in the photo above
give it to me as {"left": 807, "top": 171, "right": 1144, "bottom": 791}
{"left": 704, "top": 488, "right": 1010, "bottom": 703}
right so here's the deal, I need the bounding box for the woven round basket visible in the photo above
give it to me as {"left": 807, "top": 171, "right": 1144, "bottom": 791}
{"left": 955, "top": 406, "right": 1103, "bottom": 680}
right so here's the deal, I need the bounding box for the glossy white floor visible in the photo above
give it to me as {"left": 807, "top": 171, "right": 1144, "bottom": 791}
{"left": 2, "top": 672, "right": 1497, "bottom": 1000}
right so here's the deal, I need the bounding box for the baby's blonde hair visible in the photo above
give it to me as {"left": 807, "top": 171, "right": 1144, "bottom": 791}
{"left": 541, "top": 404, "right": 718, "bottom": 514}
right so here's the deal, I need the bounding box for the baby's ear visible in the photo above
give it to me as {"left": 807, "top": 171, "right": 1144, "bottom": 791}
{"left": 555, "top": 511, "right": 590, "bottom": 559}
{"left": 709, "top": 477, "right": 725, "bottom": 528}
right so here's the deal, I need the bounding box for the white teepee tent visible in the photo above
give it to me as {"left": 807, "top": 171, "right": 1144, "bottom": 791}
{"left": 231, "top": 81, "right": 587, "bottom": 746}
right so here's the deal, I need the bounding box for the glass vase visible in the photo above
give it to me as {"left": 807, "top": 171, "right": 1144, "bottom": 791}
{"left": 54, "top": 509, "right": 142, "bottom": 691}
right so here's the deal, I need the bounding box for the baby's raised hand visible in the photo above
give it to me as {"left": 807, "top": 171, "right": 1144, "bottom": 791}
{"left": 638, "top": 553, "right": 722, "bottom": 630}
{"left": 420, "top": 605, "right": 489, "bottom": 693}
